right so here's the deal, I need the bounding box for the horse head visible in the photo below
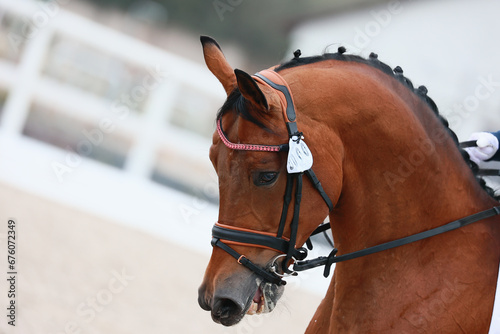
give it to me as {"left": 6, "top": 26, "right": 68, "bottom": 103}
{"left": 197, "top": 36, "right": 341, "bottom": 326}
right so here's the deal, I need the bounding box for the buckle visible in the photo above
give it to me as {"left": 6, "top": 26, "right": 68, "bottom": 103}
{"left": 237, "top": 255, "right": 246, "bottom": 265}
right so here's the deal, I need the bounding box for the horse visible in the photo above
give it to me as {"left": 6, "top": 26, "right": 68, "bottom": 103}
{"left": 197, "top": 35, "right": 500, "bottom": 333}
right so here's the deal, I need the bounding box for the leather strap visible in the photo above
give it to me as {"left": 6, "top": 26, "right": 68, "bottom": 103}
{"left": 459, "top": 140, "right": 478, "bottom": 149}
{"left": 277, "top": 173, "right": 294, "bottom": 238}
{"left": 253, "top": 71, "right": 297, "bottom": 123}
{"left": 282, "top": 172, "right": 303, "bottom": 274}
{"left": 458, "top": 140, "right": 500, "bottom": 176}
{"left": 213, "top": 224, "right": 290, "bottom": 256}
{"left": 478, "top": 169, "right": 500, "bottom": 176}
{"left": 305, "top": 169, "right": 334, "bottom": 211}
{"left": 211, "top": 238, "right": 285, "bottom": 285}
{"left": 294, "top": 206, "right": 500, "bottom": 277}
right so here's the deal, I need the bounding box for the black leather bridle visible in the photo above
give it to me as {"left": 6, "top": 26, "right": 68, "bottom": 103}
{"left": 212, "top": 69, "right": 333, "bottom": 285}
{"left": 211, "top": 69, "right": 500, "bottom": 286}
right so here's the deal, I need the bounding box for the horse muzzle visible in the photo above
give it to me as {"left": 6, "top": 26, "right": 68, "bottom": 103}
{"left": 198, "top": 276, "right": 284, "bottom": 326}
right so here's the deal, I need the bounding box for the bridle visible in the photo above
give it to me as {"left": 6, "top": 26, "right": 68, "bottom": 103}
{"left": 212, "top": 69, "right": 333, "bottom": 285}
{"left": 211, "top": 69, "right": 500, "bottom": 286}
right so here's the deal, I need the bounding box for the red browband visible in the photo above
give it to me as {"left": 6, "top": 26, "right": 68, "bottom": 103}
{"left": 216, "top": 118, "right": 287, "bottom": 152}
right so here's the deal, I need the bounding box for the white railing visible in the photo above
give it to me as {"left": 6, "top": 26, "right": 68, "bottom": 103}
{"left": 0, "top": 0, "right": 225, "bottom": 192}
{"left": 0, "top": 0, "right": 228, "bottom": 257}
{"left": 0, "top": 0, "right": 331, "bottom": 297}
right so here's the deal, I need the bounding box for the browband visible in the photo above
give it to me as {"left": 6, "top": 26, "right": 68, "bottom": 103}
{"left": 216, "top": 118, "right": 289, "bottom": 152}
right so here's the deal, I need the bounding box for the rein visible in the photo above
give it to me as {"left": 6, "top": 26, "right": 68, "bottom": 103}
{"left": 460, "top": 140, "right": 500, "bottom": 176}
{"left": 295, "top": 206, "right": 500, "bottom": 278}
{"left": 211, "top": 70, "right": 500, "bottom": 286}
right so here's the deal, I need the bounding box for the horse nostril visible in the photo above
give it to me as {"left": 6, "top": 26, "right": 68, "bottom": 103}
{"left": 212, "top": 298, "right": 242, "bottom": 324}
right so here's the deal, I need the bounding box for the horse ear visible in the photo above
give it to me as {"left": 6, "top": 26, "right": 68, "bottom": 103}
{"left": 234, "top": 69, "right": 269, "bottom": 111}
{"left": 200, "top": 36, "right": 236, "bottom": 95}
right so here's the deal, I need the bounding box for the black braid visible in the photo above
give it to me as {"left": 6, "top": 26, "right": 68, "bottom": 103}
{"left": 275, "top": 49, "right": 499, "bottom": 201}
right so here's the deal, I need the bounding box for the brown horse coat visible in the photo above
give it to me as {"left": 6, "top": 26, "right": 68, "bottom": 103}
{"left": 198, "top": 36, "right": 500, "bottom": 333}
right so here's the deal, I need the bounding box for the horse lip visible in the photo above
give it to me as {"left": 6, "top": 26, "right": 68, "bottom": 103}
{"left": 245, "top": 280, "right": 284, "bottom": 315}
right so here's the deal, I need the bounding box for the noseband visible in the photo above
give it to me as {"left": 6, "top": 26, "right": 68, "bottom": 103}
{"left": 211, "top": 70, "right": 500, "bottom": 286}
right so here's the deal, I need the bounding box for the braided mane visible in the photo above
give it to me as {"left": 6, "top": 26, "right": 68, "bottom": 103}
{"left": 276, "top": 48, "right": 498, "bottom": 200}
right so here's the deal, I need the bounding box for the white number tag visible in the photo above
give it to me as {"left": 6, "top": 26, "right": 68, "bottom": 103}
{"left": 287, "top": 136, "right": 313, "bottom": 173}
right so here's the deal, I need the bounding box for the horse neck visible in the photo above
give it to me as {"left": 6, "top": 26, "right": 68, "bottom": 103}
{"left": 289, "top": 62, "right": 499, "bottom": 256}
{"left": 284, "top": 61, "right": 500, "bottom": 332}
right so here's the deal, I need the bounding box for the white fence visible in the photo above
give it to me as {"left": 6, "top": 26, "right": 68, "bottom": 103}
{"left": 0, "top": 0, "right": 225, "bottom": 196}
{"left": 0, "top": 0, "right": 335, "bottom": 298}
{"left": 0, "top": 0, "right": 231, "bottom": 258}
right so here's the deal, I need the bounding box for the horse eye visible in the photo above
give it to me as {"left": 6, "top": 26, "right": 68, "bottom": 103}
{"left": 255, "top": 172, "right": 279, "bottom": 186}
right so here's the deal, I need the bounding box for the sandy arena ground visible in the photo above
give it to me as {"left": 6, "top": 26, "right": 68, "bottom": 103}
{"left": 0, "top": 182, "right": 322, "bottom": 334}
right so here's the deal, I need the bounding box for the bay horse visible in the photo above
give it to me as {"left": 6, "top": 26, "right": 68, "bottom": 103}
{"left": 197, "top": 35, "right": 500, "bottom": 333}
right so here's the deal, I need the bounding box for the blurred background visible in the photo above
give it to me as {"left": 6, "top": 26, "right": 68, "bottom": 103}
{"left": 0, "top": 0, "right": 499, "bottom": 333}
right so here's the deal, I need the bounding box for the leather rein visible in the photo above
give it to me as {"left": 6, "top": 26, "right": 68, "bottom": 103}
{"left": 211, "top": 69, "right": 500, "bottom": 286}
